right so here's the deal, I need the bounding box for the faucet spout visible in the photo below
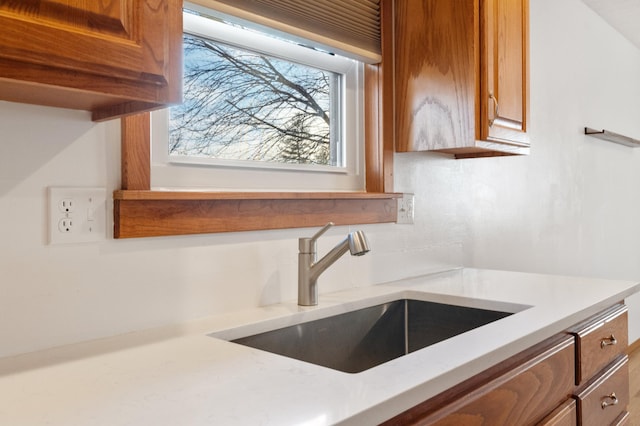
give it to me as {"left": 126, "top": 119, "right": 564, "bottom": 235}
{"left": 348, "top": 230, "right": 370, "bottom": 256}
{"left": 298, "top": 224, "right": 370, "bottom": 306}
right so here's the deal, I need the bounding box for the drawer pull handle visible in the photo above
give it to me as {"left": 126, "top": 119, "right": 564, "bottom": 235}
{"left": 601, "top": 392, "right": 618, "bottom": 409}
{"left": 600, "top": 334, "right": 617, "bottom": 348}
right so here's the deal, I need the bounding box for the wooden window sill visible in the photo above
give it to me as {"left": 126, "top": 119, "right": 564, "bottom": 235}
{"left": 114, "top": 190, "right": 400, "bottom": 238}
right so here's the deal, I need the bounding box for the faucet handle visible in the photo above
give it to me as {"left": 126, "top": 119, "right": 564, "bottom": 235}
{"left": 299, "top": 222, "right": 334, "bottom": 254}
{"left": 310, "top": 222, "right": 334, "bottom": 243}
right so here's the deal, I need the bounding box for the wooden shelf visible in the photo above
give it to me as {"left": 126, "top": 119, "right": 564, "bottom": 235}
{"left": 114, "top": 191, "right": 400, "bottom": 201}
{"left": 584, "top": 128, "right": 640, "bottom": 148}
{"left": 114, "top": 191, "right": 401, "bottom": 238}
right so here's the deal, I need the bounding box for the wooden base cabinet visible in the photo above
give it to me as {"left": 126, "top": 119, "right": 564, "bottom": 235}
{"left": 391, "top": 0, "right": 529, "bottom": 158}
{"left": 383, "top": 303, "right": 630, "bottom": 426}
{"left": 0, "top": 0, "right": 182, "bottom": 121}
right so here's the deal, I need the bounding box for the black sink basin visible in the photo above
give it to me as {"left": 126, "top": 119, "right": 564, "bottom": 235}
{"left": 231, "top": 299, "right": 513, "bottom": 373}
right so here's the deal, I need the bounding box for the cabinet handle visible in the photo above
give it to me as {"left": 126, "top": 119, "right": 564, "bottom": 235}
{"left": 488, "top": 93, "right": 499, "bottom": 127}
{"left": 600, "top": 334, "right": 617, "bottom": 349}
{"left": 601, "top": 392, "right": 618, "bottom": 409}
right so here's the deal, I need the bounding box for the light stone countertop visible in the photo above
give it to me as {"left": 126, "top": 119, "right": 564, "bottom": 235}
{"left": 0, "top": 268, "right": 638, "bottom": 425}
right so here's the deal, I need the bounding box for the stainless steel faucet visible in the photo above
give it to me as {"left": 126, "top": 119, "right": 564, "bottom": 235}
{"left": 298, "top": 222, "right": 370, "bottom": 306}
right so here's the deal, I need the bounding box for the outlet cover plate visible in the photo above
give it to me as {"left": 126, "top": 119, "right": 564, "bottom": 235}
{"left": 396, "top": 193, "right": 415, "bottom": 224}
{"left": 48, "top": 187, "right": 107, "bottom": 244}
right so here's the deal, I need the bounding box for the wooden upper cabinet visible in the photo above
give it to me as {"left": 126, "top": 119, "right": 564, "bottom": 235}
{"left": 392, "top": 0, "right": 529, "bottom": 158}
{"left": 0, "top": 0, "right": 182, "bottom": 121}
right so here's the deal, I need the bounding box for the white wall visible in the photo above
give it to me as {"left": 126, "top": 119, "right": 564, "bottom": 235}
{"left": 462, "top": 0, "right": 640, "bottom": 341}
{"left": 0, "top": 102, "right": 463, "bottom": 359}
{"left": 1, "top": 0, "right": 639, "bottom": 359}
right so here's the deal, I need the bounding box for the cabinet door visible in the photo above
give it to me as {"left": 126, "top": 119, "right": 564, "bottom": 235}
{"left": 393, "top": 0, "right": 478, "bottom": 152}
{"left": 480, "top": 0, "right": 529, "bottom": 145}
{"left": 429, "top": 337, "right": 575, "bottom": 425}
{"left": 0, "top": 0, "right": 181, "bottom": 119}
{"left": 383, "top": 335, "right": 576, "bottom": 425}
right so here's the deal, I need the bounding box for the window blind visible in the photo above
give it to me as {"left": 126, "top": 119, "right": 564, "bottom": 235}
{"left": 186, "top": 0, "right": 382, "bottom": 63}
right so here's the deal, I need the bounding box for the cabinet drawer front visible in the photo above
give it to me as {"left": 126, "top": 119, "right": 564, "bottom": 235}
{"left": 537, "top": 399, "right": 576, "bottom": 426}
{"left": 571, "top": 304, "right": 627, "bottom": 384}
{"left": 428, "top": 336, "right": 575, "bottom": 426}
{"left": 575, "top": 356, "right": 629, "bottom": 426}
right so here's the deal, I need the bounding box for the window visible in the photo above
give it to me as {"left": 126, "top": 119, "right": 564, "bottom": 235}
{"left": 171, "top": 33, "right": 340, "bottom": 167}
{"left": 114, "top": 0, "right": 397, "bottom": 239}
{"left": 152, "top": 10, "right": 365, "bottom": 192}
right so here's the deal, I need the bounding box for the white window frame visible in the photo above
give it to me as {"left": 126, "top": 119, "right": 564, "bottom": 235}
{"left": 151, "top": 10, "right": 365, "bottom": 192}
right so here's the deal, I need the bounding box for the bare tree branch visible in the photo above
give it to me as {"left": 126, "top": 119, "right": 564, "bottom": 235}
{"left": 169, "top": 34, "right": 334, "bottom": 165}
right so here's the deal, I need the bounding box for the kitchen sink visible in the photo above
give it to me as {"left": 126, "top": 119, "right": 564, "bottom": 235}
{"left": 230, "top": 299, "right": 513, "bottom": 373}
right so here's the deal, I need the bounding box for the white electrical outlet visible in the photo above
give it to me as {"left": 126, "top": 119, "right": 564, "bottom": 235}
{"left": 396, "top": 193, "right": 415, "bottom": 224}
{"left": 58, "top": 218, "right": 74, "bottom": 233}
{"left": 48, "top": 187, "right": 107, "bottom": 244}
{"left": 58, "top": 199, "right": 74, "bottom": 213}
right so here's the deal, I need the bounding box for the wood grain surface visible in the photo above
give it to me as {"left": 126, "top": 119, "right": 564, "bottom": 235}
{"left": 394, "top": 0, "right": 477, "bottom": 152}
{"left": 629, "top": 342, "right": 640, "bottom": 426}
{"left": 0, "top": 0, "right": 182, "bottom": 119}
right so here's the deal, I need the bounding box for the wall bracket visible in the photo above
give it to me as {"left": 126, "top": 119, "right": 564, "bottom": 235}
{"left": 584, "top": 127, "right": 640, "bottom": 148}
